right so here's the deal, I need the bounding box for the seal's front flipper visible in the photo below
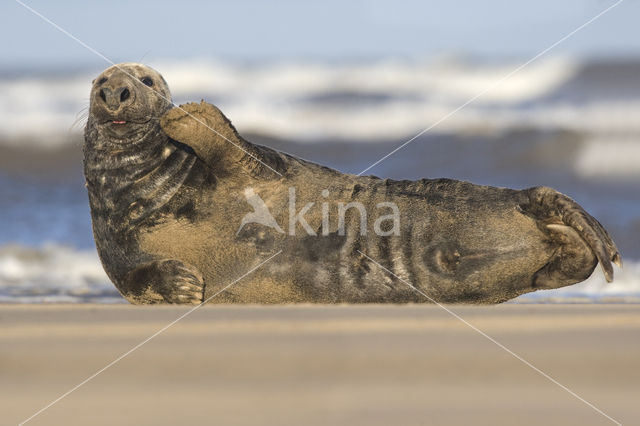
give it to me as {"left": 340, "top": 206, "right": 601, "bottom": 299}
{"left": 120, "top": 259, "right": 205, "bottom": 304}
{"left": 160, "top": 101, "right": 284, "bottom": 178}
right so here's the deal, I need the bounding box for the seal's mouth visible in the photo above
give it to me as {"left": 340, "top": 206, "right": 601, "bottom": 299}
{"left": 97, "top": 117, "right": 154, "bottom": 140}
{"left": 99, "top": 118, "right": 151, "bottom": 127}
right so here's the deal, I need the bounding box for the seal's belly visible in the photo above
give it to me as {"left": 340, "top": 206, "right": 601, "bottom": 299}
{"left": 138, "top": 188, "right": 553, "bottom": 304}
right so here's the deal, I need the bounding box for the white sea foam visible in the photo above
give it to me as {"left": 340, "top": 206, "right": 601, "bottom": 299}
{"left": 158, "top": 57, "right": 577, "bottom": 104}
{"left": 0, "top": 243, "right": 638, "bottom": 304}
{"left": 573, "top": 137, "right": 640, "bottom": 179}
{"left": 8, "top": 57, "right": 637, "bottom": 145}
{"left": 0, "top": 244, "right": 121, "bottom": 303}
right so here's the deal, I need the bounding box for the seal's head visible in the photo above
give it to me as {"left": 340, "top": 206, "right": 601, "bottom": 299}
{"left": 89, "top": 63, "right": 171, "bottom": 141}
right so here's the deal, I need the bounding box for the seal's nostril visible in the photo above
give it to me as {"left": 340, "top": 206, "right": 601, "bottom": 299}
{"left": 120, "top": 88, "right": 130, "bottom": 103}
{"left": 99, "top": 89, "right": 106, "bottom": 103}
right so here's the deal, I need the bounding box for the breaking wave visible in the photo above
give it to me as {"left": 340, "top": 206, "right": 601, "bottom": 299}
{"left": 0, "top": 244, "right": 121, "bottom": 303}
{"left": 4, "top": 57, "right": 640, "bottom": 144}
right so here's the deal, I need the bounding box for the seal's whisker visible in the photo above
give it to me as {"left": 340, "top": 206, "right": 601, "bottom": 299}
{"left": 139, "top": 51, "right": 151, "bottom": 63}
{"left": 71, "top": 105, "right": 90, "bottom": 134}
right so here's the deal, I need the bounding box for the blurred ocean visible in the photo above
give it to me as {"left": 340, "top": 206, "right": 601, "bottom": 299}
{"left": 0, "top": 57, "right": 638, "bottom": 303}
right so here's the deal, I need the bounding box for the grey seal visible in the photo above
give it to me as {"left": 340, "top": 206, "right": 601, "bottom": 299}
{"left": 83, "top": 63, "right": 621, "bottom": 304}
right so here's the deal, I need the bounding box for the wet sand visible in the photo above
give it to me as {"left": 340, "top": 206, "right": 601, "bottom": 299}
{"left": 2, "top": 304, "right": 639, "bottom": 425}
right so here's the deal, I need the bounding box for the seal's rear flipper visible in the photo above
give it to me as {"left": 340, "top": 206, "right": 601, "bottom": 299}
{"left": 533, "top": 224, "right": 598, "bottom": 289}
{"left": 521, "top": 186, "right": 621, "bottom": 283}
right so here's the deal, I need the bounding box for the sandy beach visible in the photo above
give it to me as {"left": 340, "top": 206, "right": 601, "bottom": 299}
{"left": 2, "top": 304, "right": 638, "bottom": 426}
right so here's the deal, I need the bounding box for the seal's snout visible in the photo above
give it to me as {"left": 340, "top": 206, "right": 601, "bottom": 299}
{"left": 98, "top": 82, "right": 135, "bottom": 112}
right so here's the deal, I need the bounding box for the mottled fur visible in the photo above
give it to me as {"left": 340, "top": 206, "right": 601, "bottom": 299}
{"left": 84, "top": 63, "right": 621, "bottom": 304}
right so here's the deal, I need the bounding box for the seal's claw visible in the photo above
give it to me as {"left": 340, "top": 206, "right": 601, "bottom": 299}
{"left": 177, "top": 294, "right": 202, "bottom": 305}
{"left": 613, "top": 252, "right": 623, "bottom": 268}
{"left": 524, "top": 186, "right": 621, "bottom": 287}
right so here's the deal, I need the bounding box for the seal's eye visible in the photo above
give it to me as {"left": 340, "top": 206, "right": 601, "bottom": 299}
{"left": 97, "top": 77, "right": 107, "bottom": 85}
{"left": 141, "top": 77, "right": 154, "bottom": 87}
